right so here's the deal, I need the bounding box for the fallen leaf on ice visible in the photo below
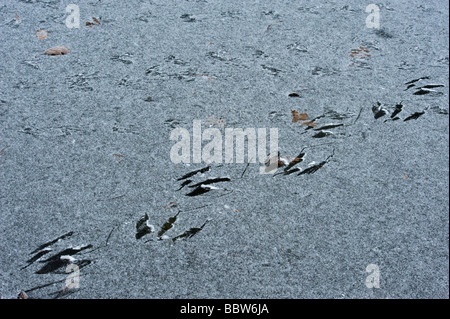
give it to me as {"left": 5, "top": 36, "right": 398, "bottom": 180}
{"left": 291, "top": 110, "right": 308, "bottom": 123}
{"left": 284, "top": 151, "right": 306, "bottom": 171}
{"left": 350, "top": 46, "right": 371, "bottom": 59}
{"left": 291, "top": 110, "right": 318, "bottom": 127}
{"left": 44, "top": 46, "right": 69, "bottom": 55}
{"left": 36, "top": 30, "right": 48, "bottom": 40}
{"left": 301, "top": 120, "right": 318, "bottom": 127}
{"left": 18, "top": 290, "right": 29, "bottom": 299}
{"left": 86, "top": 17, "right": 101, "bottom": 27}
{"left": 164, "top": 202, "right": 177, "bottom": 209}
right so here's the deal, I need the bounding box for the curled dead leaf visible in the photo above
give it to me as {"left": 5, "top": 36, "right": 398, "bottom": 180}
{"left": 44, "top": 45, "right": 69, "bottom": 55}
{"left": 350, "top": 46, "right": 371, "bottom": 60}
{"left": 18, "top": 290, "right": 29, "bottom": 299}
{"left": 36, "top": 30, "right": 48, "bottom": 40}
{"left": 291, "top": 110, "right": 309, "bottom": 123}
{"left": 302, "top": 120, "right": 318, "bottom": 128}
{"left": 86, "top": 17, "right": 101, "bottom": 27}
{"left": 165, "top": 202, "right": 177, "bottom": 209}
{"left": 284, "top": 152, "right": 306, "bottom": 171}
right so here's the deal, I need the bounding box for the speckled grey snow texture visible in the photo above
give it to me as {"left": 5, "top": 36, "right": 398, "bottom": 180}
{"left": 0, "top": 0, "right": 448, "bottom": 299}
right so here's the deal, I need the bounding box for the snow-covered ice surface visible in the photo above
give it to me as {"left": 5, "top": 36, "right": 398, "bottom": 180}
{"left": 0, "top": 0, "right": 448, "bottom": 298}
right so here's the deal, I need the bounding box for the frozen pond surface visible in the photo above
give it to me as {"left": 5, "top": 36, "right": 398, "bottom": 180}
{"left": 0, "top": 0, "right": 448, "bottom": 298}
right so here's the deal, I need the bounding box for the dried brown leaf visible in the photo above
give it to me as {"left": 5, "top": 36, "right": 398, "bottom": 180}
{"left": 165, "top": 202, "right": 177, "bottom": 209}
{"left": 284, "top": 152, "right": 306, "bottom": 171}
{"left": 301, "top": 120, "right": 318, "bottom": 127}
{"left": 44, "top": 45, "right": 69, "bottom": 55}
{"left": 36, "top": 30, "right": 48, "bottom": 40}
{"left": 350, "top": 46, "right": 371, "bottom": 60}
{"left": 18, "top": 291, "right": 29, "bottom": 299}
{"left": 291, "top": 110, "right": 308, "bottom": 123}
